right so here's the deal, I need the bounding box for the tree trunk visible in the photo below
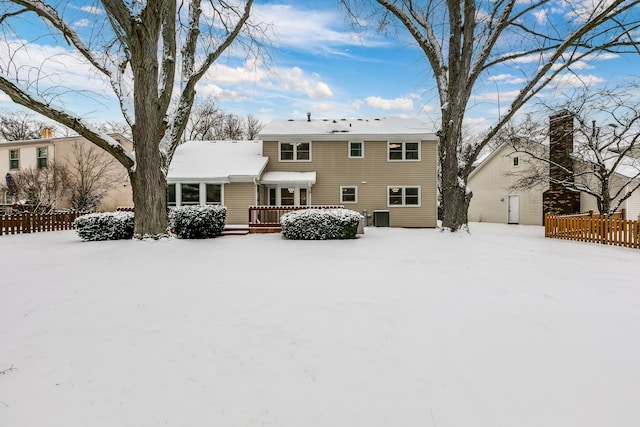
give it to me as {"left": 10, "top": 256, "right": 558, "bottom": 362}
{"left": 128, "top": 14, "right": 168, "bottom": 237}
{"left": 439, "top": 105, "right": 472, "bottom": 231}
{"left": 129, "top": 164, "right": 167, "bottom": 238}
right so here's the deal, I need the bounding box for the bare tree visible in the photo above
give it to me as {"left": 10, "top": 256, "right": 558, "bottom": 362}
{"left": 341, "top": 0, "right": 640, "bottom": 231}
{"left": 245, "top": 114, "right": 263, "bottom": 140}
{"left": 184, "top": 100, "right": 263, "bottom": 140}
{"left": 0, "top": 110, "right": 46, "bottom": 141}
{"left": 0, "top": 1, "right": 265, "bottom": 237}
{"left": 65, "top": 141, "right": 126, "bottom": 211}
{"left": 1, "top": 161, "right": 68, "bottom": 213}
{"left": 184, "top": 99, "right": 225, "bottom": 141}
{"left": 507, "top": 85, "right": 640, "bottom": 215}
{"left": 220, "top": 113, "right": 245, "bottom": 140}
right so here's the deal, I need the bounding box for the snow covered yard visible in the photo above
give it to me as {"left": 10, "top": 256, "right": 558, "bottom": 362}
{"left": 1, "top": 223, "right": 639, "bottom": 427}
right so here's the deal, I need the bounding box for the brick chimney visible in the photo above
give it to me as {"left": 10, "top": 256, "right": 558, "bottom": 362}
{"left": 40, "top": 127, "right": 53, "bottom": 139}
{"left": 543, "top": 111, "right": 580, "bottom": 217}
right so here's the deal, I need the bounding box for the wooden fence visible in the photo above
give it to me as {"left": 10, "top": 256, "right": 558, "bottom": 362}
{"left": 0, "top": 211, "right": 88, "bottom": 236}
{"left": 544, "top": 209, "right": 640, "bottom": 249}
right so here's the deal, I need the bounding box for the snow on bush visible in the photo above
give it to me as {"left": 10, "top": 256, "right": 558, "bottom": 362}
{"left": 74, "top": 211, "right": 134, "bottom": 241}
{"left": 168, "top": 205, "right": 226, "bottom": 239}
{"left": 281, "top": 209, "right": 362, "bottom": 240}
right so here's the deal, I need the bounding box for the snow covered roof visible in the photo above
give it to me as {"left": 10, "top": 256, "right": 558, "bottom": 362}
{"left": 167, "top": 140, "right": 268, "bottom": 183}
{"left": 259, "top": 118, "right": 437, "bottom": 140}
{"left": 261, "top": 171, "right": 317, "bottom": 185}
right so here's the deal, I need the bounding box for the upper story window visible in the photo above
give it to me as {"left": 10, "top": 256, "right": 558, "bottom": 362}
{"left": 388, "top": 186, "right": 421, "bottom": 207}
{"left": 37, "top": 147, "right": 48, "bottom": 168}
{"left": 279, "top": 142, "right": 311, "bottom": 161}
{"left": 513, "top": 156, "right": 520, "bottom": 167}
{"left": 9, "top": 149, "right": 19, "bottom": 170}
{"left": 349, "top": 141, "right": 363, "bottom": 158}
{"left": 388, "top": 141, "right": 420, "bottom": 161}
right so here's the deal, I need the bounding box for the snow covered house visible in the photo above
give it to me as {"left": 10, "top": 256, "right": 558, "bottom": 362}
{"left": 468, "top": 113, "right": 640, "bottom": 225}
{"left": 167, "top": 117, "right": 439, "bottom": 228}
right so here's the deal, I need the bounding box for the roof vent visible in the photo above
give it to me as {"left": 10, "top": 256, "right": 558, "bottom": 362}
{"left": 307, "top": 112, "right": 311, "bottom": 122}
{"left": 288, "top": 119, "right": 294, "bottom": 121}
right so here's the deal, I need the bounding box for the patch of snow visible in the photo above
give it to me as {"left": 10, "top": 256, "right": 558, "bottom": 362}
{"left": 167, "top": 140, "right": 267, "bottom": 182}
{"left": 1, "top": 224, "right": 639, "bottom": 426}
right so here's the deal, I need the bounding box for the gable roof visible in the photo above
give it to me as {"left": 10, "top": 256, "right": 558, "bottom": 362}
{"left": 259, "top": 118, "right": 437, "bottom": 140}
{"left": 167, "top": 140, "right": 268, "bottom": 183}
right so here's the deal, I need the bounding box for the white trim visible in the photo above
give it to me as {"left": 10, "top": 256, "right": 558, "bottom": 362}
{"left": 387, "top": 185, "right": 421, "bottom": 207}
{"left": 278, "top": 141, "right": 312, "bottom": 162}
{"left": 340, "top": 185, "right": 358, "bottom": 203}
{"left": 172, "top": 182, "right": 224, "bottom": 207}
{"left": 348, "top": 140, "right": 364, "bottom": 158}
{"left": 387, "top": 141, "right": 421, "bottom": 161}
{"left": 9, "top": 148, "right": 19, "bottom": 170}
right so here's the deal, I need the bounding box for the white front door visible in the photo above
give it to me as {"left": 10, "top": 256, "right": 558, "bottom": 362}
{"left": 508, "top": 195, "right": 520, "bottom": 224}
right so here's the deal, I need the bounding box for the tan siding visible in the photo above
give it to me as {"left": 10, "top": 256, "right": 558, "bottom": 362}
{"left": 1, "top": 135, "right": 133, "bottom": 212}
{"left": 54, "top": 137, "right": 133, "bottom": 211}
{"left": 224, "top": 182, "right": 255, "bottom": 225}
{"left": 263, "top": 139, "right": 437, "bottom": 227}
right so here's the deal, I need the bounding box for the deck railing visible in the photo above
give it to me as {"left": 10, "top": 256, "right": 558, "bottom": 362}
{"left": 544, "top": 209, "right": 640, "bottom": 249}
{"left": 248, "top": 205, "right": 344, "bottom": 230}
{"left": 0, "top": 211, "right": 89, "bottom": 236}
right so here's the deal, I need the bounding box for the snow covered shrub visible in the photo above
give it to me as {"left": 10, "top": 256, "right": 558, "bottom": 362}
{"left": 169, "top": 205, "right": 226, "bottom": 239}
{"left": 280, "top": 209, "right": 362, "bottom": 240}
{"left": 74, "top": 211, "right": 134, "bottom": 241}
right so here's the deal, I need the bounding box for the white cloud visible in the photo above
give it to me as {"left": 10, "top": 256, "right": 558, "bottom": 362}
{"left": 488, "top": 74, "right": 527, "bottom": 85}
{"left": 204, "top": 61, "right": 334, "bottom": 100}
{"left": 74, "top": 19, "right": 90, "bottom": 28}
{"left": 80, "top": 6, "right": 103, "bottom": 15}
{"left": 534, "top": 9, "right": 549, "bottom": 24}
{"left": 198, "top": 83, "right": 250, "bottom": 101}
{"left": 365, "top": 95, "right": 415, "bottom": 111}
{"left": 553, "top": 73, "right": 605, "bottom": 87}
{"left": 253, "top": 4, "right": 388, "bottom": 54}
{"left": 280, "top": 67, "right": 334, "bottom": 98}
{"left": 474, "top": 90, "right": 522, "bottom": 103}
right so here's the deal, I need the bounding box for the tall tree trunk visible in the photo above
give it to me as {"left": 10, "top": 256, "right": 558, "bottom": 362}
{"left": 129, "top": 14, "right": 168, "bottom": 237}
{"left": 440, "top": 101, "right": 472, "bottom": 231}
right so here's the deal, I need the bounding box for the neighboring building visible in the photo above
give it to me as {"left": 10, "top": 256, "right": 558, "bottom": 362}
{"left": 1, "top": 129, "right": 133, "bottom": 211}
{"left": 468, "top": 141, "right": 547, "bottom": 225}
{"left": 167, "top": 117, "right": 439, "bottom": 227}
{"left": 468, "top": 114, "right": 640, "bottom": 225}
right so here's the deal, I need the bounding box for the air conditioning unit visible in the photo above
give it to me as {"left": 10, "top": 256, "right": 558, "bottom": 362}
{"left": 373, "top": 210, "right": 390, "bottom": 227}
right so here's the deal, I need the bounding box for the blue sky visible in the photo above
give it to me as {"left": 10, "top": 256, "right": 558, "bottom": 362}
{"left": 1, "top": 0, "right": 639, "bottom": 133}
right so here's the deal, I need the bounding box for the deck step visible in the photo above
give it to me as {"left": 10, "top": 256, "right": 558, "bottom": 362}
{"left": 220, "top": 226, "right": 250, "bottom": 236}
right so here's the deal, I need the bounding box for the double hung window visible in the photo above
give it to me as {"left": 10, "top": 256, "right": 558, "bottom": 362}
{"left": 388, "top": 186, "right": 420, "bottom": 206}
{"left": 388, "top": 142, "right": 419, "bottom": 161}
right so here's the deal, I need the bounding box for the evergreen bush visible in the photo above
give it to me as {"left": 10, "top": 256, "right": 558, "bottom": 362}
{"left": 280, "top": 209, "right": 362, "bottom": 240}
{"left": 169, "top": 205, "right": 226, "bottom": 239}
{"left": 74, "top": 211, "right": 135, "bottom": 241}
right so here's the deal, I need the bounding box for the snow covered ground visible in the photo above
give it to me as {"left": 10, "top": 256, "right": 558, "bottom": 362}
{"left": 1, "top": 223, "right": 639, "bottom": 427}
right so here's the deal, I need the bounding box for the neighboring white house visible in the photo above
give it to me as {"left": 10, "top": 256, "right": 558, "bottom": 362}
{"left": 468, "top": 142, "right": 546, "bottom": 225}
{"left": 468, "top": 141, "right": 640, "bottom": 225}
